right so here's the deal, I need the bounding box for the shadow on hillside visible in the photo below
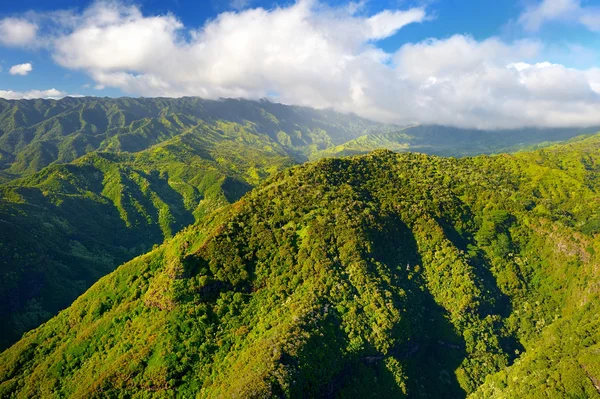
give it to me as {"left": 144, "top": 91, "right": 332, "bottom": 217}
{"left": 309, "top": 212, "right": 468, "bottom": 398}
{"left": 369, "top": 212, "right": 467, "bottom": 398}
{"left": 0, "top": 165, "right": 201, "bottom": 350}
{"left": 435, "top": 214, "right": 524, "bottom": 362}
{"left": 221, "top": 176, "right": 252, "bottom": 204}
{"left": 139, "top": 170, "right": 196, "bottom": 232}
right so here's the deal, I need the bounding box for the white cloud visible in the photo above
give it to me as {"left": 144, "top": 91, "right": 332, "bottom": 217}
{"left": 3, "top": 0, "right": 600, "bottom": 129}
{"left": 0, "top": 88, "right": 67, "bottom": 99}
{"left": 9, "top": 63, "right": 33, "bottom": 76}
{"left": 365, "top": 8, "right": 426, "bottom": 40}
{"left": 0, "top": 18, "right": 38, "bottom": 47}
{"left": 580, "top": 11, "right": 600, "bottom": 31}
{"left": 48, "top": 1, "right": 426, "bottom": 104}
{"left": 519, "top": 0, "right": 600, "bottom": 31}
{"left": 389, "top": 36, "right": 600, "bottom": 128}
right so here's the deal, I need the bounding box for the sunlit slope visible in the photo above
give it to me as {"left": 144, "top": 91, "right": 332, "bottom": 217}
{"left": 0, "top": 124, "right": 294, "bottom": 348}
{"left": 311, "top": 125, "right": 600, "bottom": 160}
{"left": 2, "top": 136, "right": 599, "bottom": 398}
{"left": 0, "top": 97, "right": 389, "bottom": 178}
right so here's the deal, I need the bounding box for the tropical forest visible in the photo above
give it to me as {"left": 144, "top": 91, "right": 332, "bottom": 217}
{"left": 1, "top": 0, "right": 600, "bottom": 397}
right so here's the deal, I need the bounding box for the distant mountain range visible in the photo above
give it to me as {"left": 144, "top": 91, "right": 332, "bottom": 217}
{"left": 0, "top": 97, "right": 392, "bottom": 180}
{"left": 1, "top": 97, "right": 597, "bottom": 180}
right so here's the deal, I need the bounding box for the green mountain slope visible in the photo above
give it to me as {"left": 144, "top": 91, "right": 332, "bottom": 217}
{"left": 312, "top": 125, "right": 600, "bottom": 160}
{"left": 2, "top": 97, "right": 597, "bottom": 180}
{"left": 311, "top": 131, "right": 414, "bottom": 159}
{"left": 0, "top": 97, "right": 390, "bottom": 178}
{"left": 0, "top": 97, "right": 391, "bottom": 349}
{"left": 2, "top": 136, "right": 598, "bottom": 398}
{"left": 0, "top": 124, "right": 294, "bottom": 348}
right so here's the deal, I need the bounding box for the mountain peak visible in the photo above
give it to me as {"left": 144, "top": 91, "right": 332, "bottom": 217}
{"left": 2, "top": 137, "right": 599, "bottom": 397}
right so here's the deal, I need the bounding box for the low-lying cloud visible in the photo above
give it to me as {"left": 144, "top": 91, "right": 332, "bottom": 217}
{"left": 0, "top": 88, "right": 66, "bottom": 100}
{"left": 1, "top": 0, "right": 600, "bottom": 129}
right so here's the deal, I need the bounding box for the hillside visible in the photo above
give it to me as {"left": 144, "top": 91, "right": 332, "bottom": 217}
{"left": 1, "top": 136, "right": 599, "bottom": 398}
{"left": 0, "top": 124, "right": 294, "bottom": 348}
{"left": 2, "top": 97, "right": 597, "bottom": 181}
{"left": 2, "top": 97, "right": 595, "bottom": 351}
{"left": 311, "top": 125, "right": 600, "bottom": 160}
{"left": 0, "top": 97, "right": 392, "bottom": 349}
{"left": 0, "top": 97, "right": 390, "bottom": 179}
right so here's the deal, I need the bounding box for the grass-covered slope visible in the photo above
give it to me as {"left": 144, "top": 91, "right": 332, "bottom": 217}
{"left": 0, "top": 124, "right": 294, "bottom": 349}
{"left": 1, "top": 137, "right": 599, "bottom": 398}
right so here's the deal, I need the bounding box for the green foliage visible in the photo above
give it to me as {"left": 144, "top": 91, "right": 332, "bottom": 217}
{"left": 0, "top": 96, "right": 394, "bottom": 349}
{"left": 0, "top": 97, "right": 389, "bottom": 177}
{"left": 311, "top": 125, "right": 600, "bottom": 160}
{"left": 1, "top": 136, "right": 599, "bottom": 398}
{"left": 0, "top": 124, "right": 294, "bottom": 349}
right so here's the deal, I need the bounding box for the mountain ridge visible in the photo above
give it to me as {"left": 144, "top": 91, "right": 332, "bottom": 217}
{"left": 1, "top": 136, "right": 598, "bottom": 397}
{"left": 2, "top": 96, "right": 598, "bottom": 179}
{"left": 1, "top": 96, "right": 599, "bottom": 351}
{"left": 0, "top": 97, "right": 392, "bottom": 178}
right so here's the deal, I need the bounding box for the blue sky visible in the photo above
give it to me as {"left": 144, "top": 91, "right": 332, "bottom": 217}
{"left": 0, "top": 0, "right": 599, "bottom": 128}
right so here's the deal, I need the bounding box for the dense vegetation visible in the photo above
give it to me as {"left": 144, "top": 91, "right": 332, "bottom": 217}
{"left": 2, "top": 97, "right": 594, "bottom": 350}
{"left": 0, "top": 97, "right": 391, "bottom": 180}
{"left": 0, "top": 97, "right": 392, "bottom": 349}
{"left": 1, "top": 97, "right": 595, "bottom": 180}
{"left": 1, "top": 134, "right": 598, "bottom": 398}
{"left": 0, "top": 123, "right": 298, "bottom": 348}
{"left": 312, "top": 125, "right": 600, "bottom": 159}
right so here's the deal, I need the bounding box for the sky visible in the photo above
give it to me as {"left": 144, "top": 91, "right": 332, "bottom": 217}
{"left": 0, "top": 0, "right": 600, "bottom": 129}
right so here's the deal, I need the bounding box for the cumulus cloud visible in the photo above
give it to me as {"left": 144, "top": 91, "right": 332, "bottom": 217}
{"left": 9, "top": 63, "right": 33, "bottom": 76}
{"left": 0, "top": 88, "right": 67, "bottom": 99}
{"left": 3, "top": 0, "right": 600, "bottom": 128}
{"left": 519, "top": 0, "right": 600, "bottom": 31}
{"left": 49, "top": 1, "right": 427, "bottom": 105}
{"left": 389, "top": 36, "right": 600, "bottom": 128}
{"left": 0, "top": 18, "right": 38, "bottom": 47}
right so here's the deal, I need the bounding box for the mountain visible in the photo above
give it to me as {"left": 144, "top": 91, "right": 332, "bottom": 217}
{"left": 311, "top": 125, "right": 600, "bottom": 160}
{"left": 0, "top": 97, "right": 398, "bottom": 349}
{"left": 1, "top": 96, "right": 598, "bottom": 352}
{"left": 0, "top": 122, "right": 297, "bottom": 349}
{"left": 1, "top": 97, "right": 597, "bottom": 180}
{"left": 1, "top": 135, "right": 599, "bottom": 398}
{"left": 0, "top": 97, "right": 391, "bottom": 180}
